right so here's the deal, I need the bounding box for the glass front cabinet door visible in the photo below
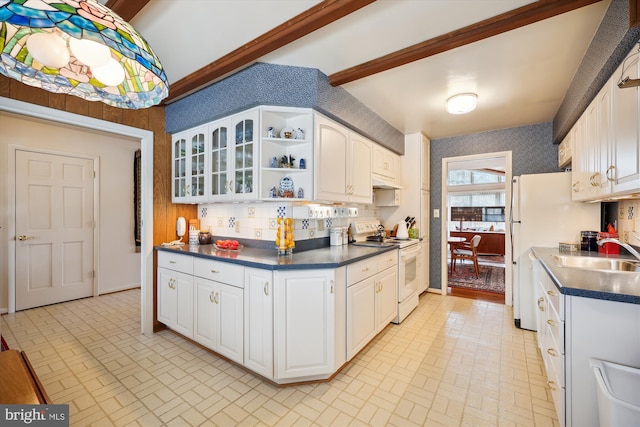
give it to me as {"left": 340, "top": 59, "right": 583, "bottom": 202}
{"left": 208, "top": 118, "right": 231, "bottom": 200}
{"left": 229, "top": 109, "right": 259, "bottom": 201}
{"left": 172, "top": 126, "right": 208, "bottom": 203}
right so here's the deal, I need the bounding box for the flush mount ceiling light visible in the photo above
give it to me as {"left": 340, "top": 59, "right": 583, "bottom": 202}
{"left": 0, "top": 0, "right": 169, "bottom": 109}
{"left": 447, "top": 93, "right": 477, "bottom": 115}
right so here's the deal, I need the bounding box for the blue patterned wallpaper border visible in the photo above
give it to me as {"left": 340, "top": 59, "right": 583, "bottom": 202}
{"left": 165, "top": 63, "right": 404, "bottom": 154}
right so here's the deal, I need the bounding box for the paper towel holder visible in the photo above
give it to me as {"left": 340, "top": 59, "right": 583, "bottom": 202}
{"left": 176, "top": 217, "right": 186, "bottom": 240}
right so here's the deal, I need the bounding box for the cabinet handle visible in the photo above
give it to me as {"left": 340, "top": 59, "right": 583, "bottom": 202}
{"left": 330, "top": 280, "right": 334, "bottom": 294}
{"left": 606, "top": 165, "right": 615, "bottom": 182}
{"left": 185, "top": 184, "right": 191, "bottom": 196}
{"left": 537, "top": 297, "right": 545, "bottom": 311}
{"left": 210, "top": 269, "right": 219, "bottom": 274}
{"left": 559, "top": 148, "right": 565, "bottom": 156}
{"left": 168, "top": 278, "right": 176, "bottom": 289}
{"left": 572, "top": 181, "right": 580, "bottom": 192}
{"left": 214, "top": 291, "right": 219, "bottom": 304}
{"left": 547, "top": 380, "right": 557, "bottom": 391}
{"left": 547, "top": 290, "right": 557, "bottom": 297}
{"left": 263, "top": 281, "right": 269, "bottom": 296}
{"left": 210, "top": 291, "right": 215, "bottom": 303}
{"left": 547, "top": 348, "right": 558, "bottom": 357}
{"left": 362, "top": 267, "right": 369, "bottom": 273}
{"left": 546, "top": 319, "right": 557, "bottom": 327}
{"left": 169, "top": 260, "right": 176, "bottom": 264}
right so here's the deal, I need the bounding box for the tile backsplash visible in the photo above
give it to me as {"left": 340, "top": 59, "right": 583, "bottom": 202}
{"left": 196, "top": 202, "right": 373, "bottom": 244}
{"left": 616, "top": 200, "right": 640, "bottom": 243}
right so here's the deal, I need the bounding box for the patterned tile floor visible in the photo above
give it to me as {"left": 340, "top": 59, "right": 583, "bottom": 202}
{"left": 1, "top": 290, "right": 558, "bottom": 426}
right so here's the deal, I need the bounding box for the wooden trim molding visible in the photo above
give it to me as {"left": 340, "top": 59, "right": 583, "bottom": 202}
{"left": 631, "top": 0, "right": 640, "bottom": 28}
{"left": 105, "top": 0, "right": 152, "bottom": 22}
{"left": 329, "top": 0, "right": 603, "bottom": 86}
{"left": 165, "top": 0, "right": 376, "bottom": 103}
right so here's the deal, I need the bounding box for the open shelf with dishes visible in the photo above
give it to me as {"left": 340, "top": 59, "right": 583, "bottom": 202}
{"left": 260, "top": 107, "right": 313, "bottom": 200}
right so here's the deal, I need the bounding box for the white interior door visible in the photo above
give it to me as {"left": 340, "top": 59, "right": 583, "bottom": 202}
{"left": 15, "top": 150, "right": 95, "bottom": 310}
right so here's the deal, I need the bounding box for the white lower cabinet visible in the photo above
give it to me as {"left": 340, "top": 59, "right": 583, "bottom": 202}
{"left": 193, "top": 277, "right": 244, "bottom": 364}
{"left": 273, "top": 268, "right": 346, "bottom": 381}
{"left": 534, "top": 257, "right": 640, "bottom": 427}
{"left": 158, "top": 251, "right": 404, "bottom": 384}
{"left": 157, "top": 252, "right": 194, "bottom": 338}
{"left": 346, "top": 252, "right": 398, "bottom": 360}
{"left": 192, "top": 258, "right": 244, "bottom": 364}
{"left": 534, "top": 259, "right": 566, "bottom": 426}
{"left": 244, "top": 267, "right": 273, "bottom": 378}
{"left": 347, "top": 276, "right": 376, "bottom": 359}
{"left": 376, "top": 266, "right": 398, "bottom": 331}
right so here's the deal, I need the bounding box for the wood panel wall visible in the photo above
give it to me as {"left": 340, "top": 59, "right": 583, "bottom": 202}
{"left": 0, "top": 75, "right": 196, "bottom": 330}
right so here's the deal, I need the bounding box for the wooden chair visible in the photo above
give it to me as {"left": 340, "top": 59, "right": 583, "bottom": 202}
{"left": 451, "top": 235, "right": 482, "bottom": 278}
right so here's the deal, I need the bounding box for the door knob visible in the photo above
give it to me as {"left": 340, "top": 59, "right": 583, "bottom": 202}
{"left": 17, "top": 235, "right": 36, "bottom": 241}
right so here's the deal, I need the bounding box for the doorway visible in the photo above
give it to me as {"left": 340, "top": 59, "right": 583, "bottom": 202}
{"left": 441, "top": 152, "right": 513, "bottom": 305}
{"left": 14, "top": 149, "right": 96, "bottom": 310}
{"left": 0, "top": 97, "right": 155, "bottom": 335}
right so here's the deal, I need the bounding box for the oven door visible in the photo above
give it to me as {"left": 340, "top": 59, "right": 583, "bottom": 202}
{"left": 398, "top": 243, "right": 420, "bottom": 301}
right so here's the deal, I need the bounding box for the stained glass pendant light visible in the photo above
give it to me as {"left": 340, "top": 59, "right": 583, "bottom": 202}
{"left": 0, "top": 0, "right": 169, "bottom": 109}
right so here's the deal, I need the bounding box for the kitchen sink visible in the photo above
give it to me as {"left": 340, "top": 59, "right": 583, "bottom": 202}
{"left": 552, "top": 255, "right": 640, "bottom": 272}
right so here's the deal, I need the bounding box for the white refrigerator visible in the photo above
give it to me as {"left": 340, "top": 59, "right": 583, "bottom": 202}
{"left": 511, "top": 172, "right": 600, "bottom": 330}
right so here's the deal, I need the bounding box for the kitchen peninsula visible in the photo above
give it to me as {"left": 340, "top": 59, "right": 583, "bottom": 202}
{"left": 156, "top": 243, "right": 401, "bottom": 385}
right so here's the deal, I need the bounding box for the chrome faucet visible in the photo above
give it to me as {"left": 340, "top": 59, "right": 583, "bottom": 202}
{"left": 597, "top": 238, "right": 640, "bottom": 261}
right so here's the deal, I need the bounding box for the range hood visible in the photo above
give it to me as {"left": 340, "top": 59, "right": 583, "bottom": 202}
{"left": 372, "top": 176, "right": 402, "bottom": 189}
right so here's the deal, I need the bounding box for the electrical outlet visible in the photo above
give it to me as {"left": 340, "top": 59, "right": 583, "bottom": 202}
{"left": 235, "top": 221, "right": 240, "bottom": 233}
{"left": 434, "top": 209, "right": 440, "bottom": 218}
{"left": 317, "top": 219, "right": 325, "bottom": 231}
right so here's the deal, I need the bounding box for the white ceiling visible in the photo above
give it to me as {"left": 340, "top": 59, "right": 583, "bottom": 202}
{"left": 126, "top": 0, "right": 611, "bottom": 140}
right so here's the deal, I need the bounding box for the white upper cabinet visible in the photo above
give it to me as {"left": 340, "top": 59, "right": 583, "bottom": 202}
{"left": 228, "top": 109, "right": 259, "bottom": 201}
{"left": 571, "top": 48, "right": 640, "bottom": 200}
{"left": 171, "top": 126, "right": 208, "bottom": 203}
{"left": 314, "top": 113, "right": 372, "bottom": 203}
{"left": 611, "top": 52, "right": 640, "bottom": 194}
{"left": 207, "top": 117, "right": 232, "bottom": 200}
{"left": 315, "top": 115, "right": 349, "bottom": 202}
{"left": 372, "top": 144, "right": 401, "bottom": 188}
{"left": 348, "top": 132, "right": 373, "bottom": 204}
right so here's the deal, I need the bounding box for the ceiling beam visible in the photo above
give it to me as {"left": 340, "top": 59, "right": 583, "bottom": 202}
{"left": 105, "top": 0, "right": 152, "bottom": 22}
{"left": 329, "top": 0, "right": 603, "bottom": 86}
{"left": 165, "top": 0, "right": 376, "bottom": 103}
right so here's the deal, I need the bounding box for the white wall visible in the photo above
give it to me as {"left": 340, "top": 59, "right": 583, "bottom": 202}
{"left": 0, "top": 112, "right": 141, "bottom": 311}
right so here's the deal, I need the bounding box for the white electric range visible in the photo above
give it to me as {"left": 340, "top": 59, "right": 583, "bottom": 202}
{"left": 350, "top": 220, "right": 420, "bottom": 323}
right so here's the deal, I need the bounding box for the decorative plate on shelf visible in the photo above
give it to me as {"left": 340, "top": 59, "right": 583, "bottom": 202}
{"left": 280, "top": 127, "right": 294, "bottom": 139}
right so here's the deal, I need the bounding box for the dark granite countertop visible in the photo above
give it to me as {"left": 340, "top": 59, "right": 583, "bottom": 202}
{"left": 156, "top": 243, "right": 398, "bottom": 270}
{"left": 531, "top": 247, "right": 640, "bottom": 304}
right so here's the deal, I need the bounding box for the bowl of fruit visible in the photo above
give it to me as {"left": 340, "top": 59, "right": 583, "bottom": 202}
{"left": 214, "top": 239, "right": 242, "bottom": 251}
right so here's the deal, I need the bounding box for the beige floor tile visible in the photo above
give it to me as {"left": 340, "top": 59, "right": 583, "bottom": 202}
{"left": 1, "top": 289, "right": 559, "bottom": 426}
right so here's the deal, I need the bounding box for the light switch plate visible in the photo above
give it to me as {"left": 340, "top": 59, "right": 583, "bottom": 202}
{"left": 434, "top": 209, "right": 440, "bottom": 218}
